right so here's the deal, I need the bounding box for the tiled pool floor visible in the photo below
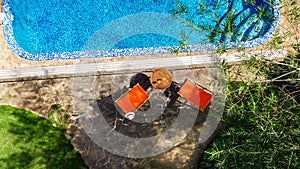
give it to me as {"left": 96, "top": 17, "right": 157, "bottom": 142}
{"left": 0, "top": 24, "right": 208, "bottom": 70}
{"left": 0, "top": 1, "right": 298, "bottom": 71}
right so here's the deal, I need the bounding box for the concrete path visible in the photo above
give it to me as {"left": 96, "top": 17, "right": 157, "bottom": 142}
{"left": 0, "top": 49, "right": 286, "bottom": 82}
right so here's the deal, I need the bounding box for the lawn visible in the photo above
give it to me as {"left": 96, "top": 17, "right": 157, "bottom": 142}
{"left": 0, "top": 105, "right": 87, "bottom": 169}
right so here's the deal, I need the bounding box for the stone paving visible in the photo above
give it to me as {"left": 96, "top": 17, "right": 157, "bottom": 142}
{"left": 0, "top": 1, "right": 299, "bottom": 168}
{"left": 0, "top": 68, "right": 223, "bottom": 168}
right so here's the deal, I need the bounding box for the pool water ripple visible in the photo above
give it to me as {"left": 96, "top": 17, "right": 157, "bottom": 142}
{"left": 2, "top": 0, "right": 280, "bottom": 60}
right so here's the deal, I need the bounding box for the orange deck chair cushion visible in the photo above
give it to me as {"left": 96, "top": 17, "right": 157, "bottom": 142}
{"left": 115, "top": 84, "right": 149, "bottom": 114}
{"left": 178, "top": 80, "right": 213, "bottom": 111}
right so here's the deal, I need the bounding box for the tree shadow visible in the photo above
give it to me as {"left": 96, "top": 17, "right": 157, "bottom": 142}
{"left": 203, "top": 0, "right": 276, "bottom": 44}
{"left": 0, "top": 105, "right": 88, "bottom": 169}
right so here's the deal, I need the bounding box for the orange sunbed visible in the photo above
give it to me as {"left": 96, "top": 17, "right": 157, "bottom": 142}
{"left": 115, "top": 84, "right": 149, "bottom": 114}
{"left": 177, "top": 79, "right": 213, "bottom": 111}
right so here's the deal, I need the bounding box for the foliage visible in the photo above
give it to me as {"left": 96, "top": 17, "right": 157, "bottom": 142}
{"left": 171, "top": 0, "right": 300, "bottom": 168}
{"left": 171, "top": 31, "right": 189, "bottom": 54}
{"left": 200, "top": 56, "right": 300, "bottom": 168}
{"left": 286, "top": 0, "right": 300, "bottom": 24}
{"left": 171, "top": 1, "right": 189, "bottom": 17}
{"left": 197, "top": 0, "right": 300, "bottom": 167}
{"left": 0, "top": 105, "right": 87, "bottom": 169}
{"left": 171, "top": 0, "right": 276, "bottom": 45}
{"left": 48, "top": 104, "right": 70, "bottom": 129}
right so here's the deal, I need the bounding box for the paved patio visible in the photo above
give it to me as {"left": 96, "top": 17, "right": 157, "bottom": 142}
{"left": 0, "top": 1, "right": 298, "bottom": 168}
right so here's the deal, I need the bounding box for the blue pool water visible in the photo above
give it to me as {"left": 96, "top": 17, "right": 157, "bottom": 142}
{"left": 2, "top": 0, "right": 280, "bottom": 60}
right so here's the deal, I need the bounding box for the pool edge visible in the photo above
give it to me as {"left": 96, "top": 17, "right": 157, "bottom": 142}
{"left": 2, "top": 0, "right": 281, "bottom": 61}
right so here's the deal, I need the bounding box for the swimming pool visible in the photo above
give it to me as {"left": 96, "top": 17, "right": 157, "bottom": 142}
{"left": 2, "top": 0, "right": 280, "bottom": 60}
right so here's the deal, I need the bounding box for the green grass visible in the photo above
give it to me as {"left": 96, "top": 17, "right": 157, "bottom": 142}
{"left": 199, "top": 54, "right": 300, "bottom": 168}
{"left": 200, "top": 81, "right": 300, "bottom": 168}
{"left": 178, "top": 0, "right": 300, "bottom": 167}
{"left": 0, "top": 105, "right": 88, "bottom": 169}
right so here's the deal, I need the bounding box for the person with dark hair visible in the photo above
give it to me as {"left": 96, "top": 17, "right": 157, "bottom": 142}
{"left": 129, "top": 73, "right": 151, "bottom": 90}
{"left": 129, "top": 69, "right": 182, "bottom": 109}
{"left": 163, "top": 81, "right": 181, "bottom": 107}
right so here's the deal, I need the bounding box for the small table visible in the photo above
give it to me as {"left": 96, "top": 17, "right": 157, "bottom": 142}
{"left": 150, "top": 68, "right": 172, "bottom": 90}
